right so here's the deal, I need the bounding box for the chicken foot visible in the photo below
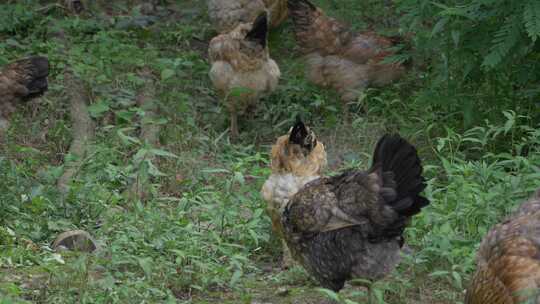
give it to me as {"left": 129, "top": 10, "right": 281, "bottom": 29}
{"left": 351, "top": 280, "right": 375, "bottom": 304}
{"left": 230, "top": 109, "right": 239, "bottom": 141}
{"left": 281, "top": 239, "right": 294, "bottom": 269}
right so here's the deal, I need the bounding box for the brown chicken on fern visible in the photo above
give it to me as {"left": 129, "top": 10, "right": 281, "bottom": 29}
{"left": 281, "top": 134, "right": 429, "bottom": 301}
{"left": 288, "top": 0, "right": 407, "bottom": 114}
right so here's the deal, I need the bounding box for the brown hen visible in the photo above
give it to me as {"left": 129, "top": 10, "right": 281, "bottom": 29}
{"left": 261, "top": 118, "right": 327, "bottom": 268}
{"left": 208, "top": 0, "right": 287, "bottom": 33}
{"left": 288, "top": 0, "right": 406, "bottom": 114}
{"left": 465, "top": 189, "right": 540, "bottom": 304}
{"left": 0, "top": 56, "right": 49, "bottom": 130}
{"left": 208, "top": 12, "right": 280, "bottom": 140}
{"left": 281, "top": 134, "right": 429, "bottom": 302}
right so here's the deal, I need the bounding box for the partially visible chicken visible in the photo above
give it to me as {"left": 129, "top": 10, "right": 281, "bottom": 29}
{"left": 288, "top": 0, "right": 406, "bottom": 114}
{"left": 208, "top": 0, "right": 287, "bottom": 33}
{"left": 281, "top": 134, "right": 429, "bottom": 302}
{"left": 208, "top": 12, "right": 280, "bottom": 140}
{"left": 64, "top": 0, "right": 84, "bottom": 14}
{"left": 0, "top": 56, "right": 49, "bottom": 129}
{"left": 261, "top": 118, "right": 327, "bottom": 268}
{"left": 465, "top": 189, "right": 540, "bottom": 304}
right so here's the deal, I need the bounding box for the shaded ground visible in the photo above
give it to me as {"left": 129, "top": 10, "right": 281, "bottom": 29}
{"left": 186, "top": 260, "right": 459, "bottom": 304}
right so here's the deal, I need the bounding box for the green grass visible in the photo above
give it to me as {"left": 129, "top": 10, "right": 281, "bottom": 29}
{"left": 0, "top": 1, "right": 539, "bottom": 303}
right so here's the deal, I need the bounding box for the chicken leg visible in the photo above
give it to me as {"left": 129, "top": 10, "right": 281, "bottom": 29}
{"left": 367, "top": 284, "right": 373, "bottom": 304}
{"left": 230, "top": 109, "right": 239, "bottom": 141}
{"left": 281, "top": 240, "right": 294, "bottom": 269}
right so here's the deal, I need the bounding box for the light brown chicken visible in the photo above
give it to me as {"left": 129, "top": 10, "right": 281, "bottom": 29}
{"left": 288, "top": 0, "right": 406, "bottom": 114}
{"left": 465, "top": 189, "right": 540, "bottom": 304}
{"left": 208, "top": 12, "right": 280, "bottom": 140}
{"left": 208, "top": 0, "right": 287, "bottom": 33}
{"left": 0, "top": 56, "right": 49, "bottom": 130}
{"left": 261, "top": 118, "right": 327, "bottom": 268}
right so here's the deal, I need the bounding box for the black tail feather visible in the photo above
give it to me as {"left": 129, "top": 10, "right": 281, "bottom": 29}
{"left": 372, "top": 134, "right": 429, "bottom": 217}
{"left": 27, "top": 56, "right": 49, "bottom": 78}
{"left": 289, "top": 117, "right": 308, "bottom": 146}
{"left": 289, "top": 117, "right": 317, "bottom": 152}
{"left": 245, "top": 12, "right": 268, "bottom": 48}
{"left": 26, "top": 56, "right": 49, "bottom": 96}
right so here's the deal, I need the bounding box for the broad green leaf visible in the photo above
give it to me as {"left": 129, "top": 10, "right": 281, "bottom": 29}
{"left": 137, "top": 257, "right": 153, "bottom": 277}
{"left": 88, "top": 100, "right": 110, "bottom": 118}
{"left": 149, "top": 148, "right": 178, "bottom": 158}
{"left": 161, "top": 68, "right": 175, "bottom": 81}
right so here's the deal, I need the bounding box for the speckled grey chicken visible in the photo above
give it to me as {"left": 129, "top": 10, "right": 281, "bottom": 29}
{"left": 0, "top": 56, "right": 49, "bottom": 129}
{"left": 281, "top": 134, "right": 429, "bottom": 301}
{"left": 465, "top": 189, "right": 540, "bottom": 304}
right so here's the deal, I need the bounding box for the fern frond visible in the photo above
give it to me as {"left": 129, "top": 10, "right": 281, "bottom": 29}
{"left": 523, "top": 0, "right": 540, "bottom": 42}
{"left": 482, "top": 16, "right": 521, "bottom": 69}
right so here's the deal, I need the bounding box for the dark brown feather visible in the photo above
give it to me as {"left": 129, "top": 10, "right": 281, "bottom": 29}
{"left": 465, "top": 189, "right": 540, "bottom": 304}
{"left": 0, "top": 56, "right": 49, "bottom": 120}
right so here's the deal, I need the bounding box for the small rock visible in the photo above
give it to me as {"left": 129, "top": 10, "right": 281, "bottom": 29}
{"left": 139, "top": 3, "right": 157, "bottom": 15}
{"left": 52, "top": 230, "right": 97, "bottom": 253}
{"left": 276, "top": 287, "right": 290, "bottom": 297}
{"left": 261, "top": 264, "right": 273, "bottom": 273}
{"left": 0, "top": 117, "right": 9, "bottom": 133}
